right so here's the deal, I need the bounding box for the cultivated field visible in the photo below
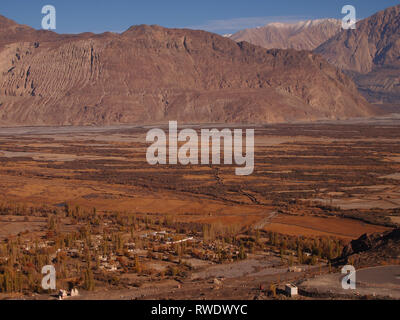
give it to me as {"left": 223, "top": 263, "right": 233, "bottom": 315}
{"left": 0, "top": 120, "right": 399, "bottom": 299}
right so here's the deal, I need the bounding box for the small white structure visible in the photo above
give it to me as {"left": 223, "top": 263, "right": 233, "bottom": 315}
{"left": 166, "top": 237, "right": 194, "bottom": 245}
{"left": 70, "top": 288, "right": 79, "bottom": 297}
{"left": 58, "top": 289, "right": 68, "bottom": 300}
{"left": 103, "top": 262, "right": 118, "bottom": 271}
{"left": 288, "top": 266, "right": 303, "bottom": 273}
{"left": 285, "top": 283, "right": 298, "bottom": 297}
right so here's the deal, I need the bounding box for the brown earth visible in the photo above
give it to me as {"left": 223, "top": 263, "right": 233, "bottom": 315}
{"left": 263, "top": 215, "right": 389, "bottom": 240}
{"left": 1, "top": 122, "right": 399, "bottom": 239}
{"left": 0, "top": 15, "right": 374, "bottom": 126}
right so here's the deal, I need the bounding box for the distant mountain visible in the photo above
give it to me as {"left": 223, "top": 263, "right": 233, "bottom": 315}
{"left": 230, "top": 19, "right": 341, "bottom": 51}
{"left": 0, "top": 16, "right": 374, "bottom": 126}
{"left": 314, "top": 5, "right": 400, "bottom": 104}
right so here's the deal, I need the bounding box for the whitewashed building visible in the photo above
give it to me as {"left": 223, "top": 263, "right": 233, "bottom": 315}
{"left": 285, "top": 283, "right": 298, "bottom": 297}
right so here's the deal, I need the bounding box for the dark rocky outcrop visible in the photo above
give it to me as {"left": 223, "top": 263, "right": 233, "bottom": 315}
{"left": 336, "top": 228, "right": 400, "bottom": 267}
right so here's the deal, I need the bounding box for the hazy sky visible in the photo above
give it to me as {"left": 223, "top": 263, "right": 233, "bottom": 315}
{"left": 0, "top": 0, "right": 398, "bottom": 34}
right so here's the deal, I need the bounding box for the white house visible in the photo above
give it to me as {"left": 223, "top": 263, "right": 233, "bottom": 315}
{"left": 285, "top": 283, "right": 298, "bottom": 297}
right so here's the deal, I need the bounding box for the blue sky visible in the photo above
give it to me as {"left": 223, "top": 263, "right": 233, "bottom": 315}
{"left": 0, "top": 0, "right": 398, "bottom": 34}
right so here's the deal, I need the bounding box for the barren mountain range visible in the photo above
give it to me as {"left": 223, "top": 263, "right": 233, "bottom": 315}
{"left": 315, "top": 5, "right": 400, "bottom": 104}
{"left": 230, "top": 19, "right": 342, "bottom": 51}
{"left": 0, "top": 15, "right": 374, "bottom": 126}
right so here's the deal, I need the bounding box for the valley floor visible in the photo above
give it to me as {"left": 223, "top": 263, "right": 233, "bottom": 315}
{"left": 0, "top": 118, "right": 399, "bottom": 299}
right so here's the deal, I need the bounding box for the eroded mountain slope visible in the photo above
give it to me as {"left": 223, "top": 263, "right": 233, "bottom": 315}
{"left": 0, "top": 17, "right": 374, "bottom": 125}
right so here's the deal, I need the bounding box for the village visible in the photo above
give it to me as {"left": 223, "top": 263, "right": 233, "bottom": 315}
{"left": 0, "top": 202, "right": 341, "bottom": 299}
